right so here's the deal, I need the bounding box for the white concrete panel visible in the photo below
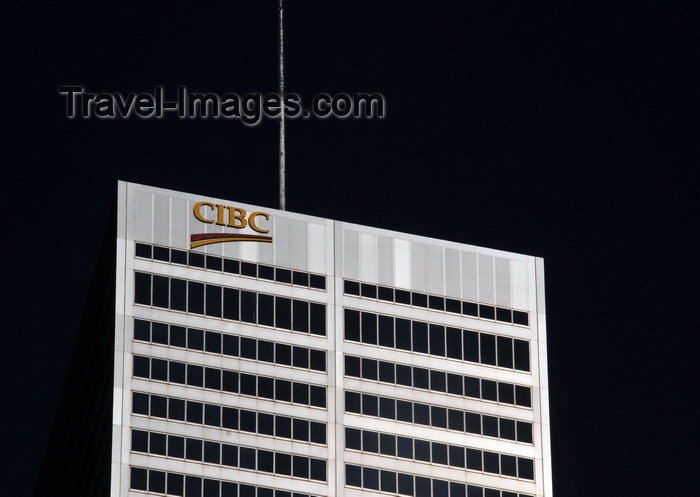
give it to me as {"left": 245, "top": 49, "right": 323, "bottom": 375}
{"left": 511, "top": 259, "right": 530, "bottom": 311}
{"left": 478, "top": 253, "right": 495, "bottom": 304}
{"left": 152, "top": 194, "right": 170, "bottom": 246}
{"left": 170, "top": 196, "right": 189, "bottom": 250}
{"left": 394, "top": 239, "right": 410, "bottom": 289}
{"left": 495, "top": 256, "right": 511, "bottom": 307}
{"left": 427, "top": 244, "right": 444, "bottom": 295}
{"left": 273, "top": 216, "right": 291, "bottom": 268}
{"left": 343, "top": 229, "right": 360, "bottom": 280}
{"left": 133, "top": 190, "right": 152, "bottom": 242}
{"left": 461, "top": 251, "right": 478, "bottom": 301}
{"left": 239, "top": 237, "right": 258, "bottom": 262}
{"left": 307, "top": 223, "right": 326, "bottom": 273}
{"left": 256, "top": 235, "right": 274, "bottom": 264}
{"left": 360, "top": 232, "right": 378, "bottom": 283}
{"left": 291, "top": 220, "right": 308, "bottom": 270}
{"left": 444, "top": 248, "right": 460, "bottom": 298}
{"left": 410, "top": 241, "right": 427, "bottom": 292}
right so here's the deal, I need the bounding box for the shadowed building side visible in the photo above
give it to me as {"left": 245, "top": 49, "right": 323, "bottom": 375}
{"left": 34, "top": 205, "right": 116, "bottom": 497}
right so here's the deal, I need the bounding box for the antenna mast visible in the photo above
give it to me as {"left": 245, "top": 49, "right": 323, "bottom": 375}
{"left": 279, "top": 0, "right": 286, "bottom": 210}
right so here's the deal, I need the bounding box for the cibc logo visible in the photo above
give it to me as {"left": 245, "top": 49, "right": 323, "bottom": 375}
{"left": 190, "top": 202, "right": 272, "bottom": 248}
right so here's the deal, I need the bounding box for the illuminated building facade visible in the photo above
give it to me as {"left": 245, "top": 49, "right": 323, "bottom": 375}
{"left": 36, "top": 181, "right": 552, "bottom": 497}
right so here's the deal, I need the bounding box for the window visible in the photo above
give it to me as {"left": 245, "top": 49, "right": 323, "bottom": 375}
{"left": 134, "top": 272, "right": 326, "bottom": 336}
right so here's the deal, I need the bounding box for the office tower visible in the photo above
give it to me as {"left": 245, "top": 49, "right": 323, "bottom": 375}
{"left": 36, "top": 181, "right": 552, "bottom": 497}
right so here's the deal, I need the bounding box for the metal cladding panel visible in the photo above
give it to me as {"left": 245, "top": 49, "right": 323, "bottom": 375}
{"left": 478, "top": 253, "right": 495, "bottom": 304}
{"left": 410, "top": 241, "right": 427, "bottom": 292}
{"left": 427, "top": 244, "right": 444, "bottom": 295}
{"left": 291, "top": 219, "right": 309, "bottom": 270}
{"left": 336, "top": 220, "right": 537, "bottom": 310}
{"left": 121, "top": 181, "right": 332, "bottom": 271}
{"left": 444, "top": 247, "right": 461, "bottom": 298}
{"left": 461, "top": 251, "right": 478, "bottom": 301}
{"left": 342, "top": 229, "right": 360, "bottom": 280}
{"left": 359, "top": 232, "right": 378, "bottom": 283}
{"left": 377, "top": 235, "right": 394, "bottom": 286}
{"left": 495, "top": 256, "right": 512, "bottom": 307}
{"left": 152, "top": 194, "right": 170, "bottom": 246}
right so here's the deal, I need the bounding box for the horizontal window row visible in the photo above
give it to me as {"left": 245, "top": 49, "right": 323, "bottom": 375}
{"left": 134, "top": 272, "right": 326, "bottom": 336}
{"left": 133, "top": 392, "right": 326, "bottom": 444}
{"left": 344, "top": 391, "right": 532, "bottom": 443}
{"left": 345, "top": 309, "right": 530, "bottom": 371}
{"left": 136, "top": 242, "right": 326, "bottom": 290}
{"left": 134, "top": 318, "right": 327, "bottom": 372}
{"left": 346, "top": 427, "right": 534, "bottom": 480}
{"left": 344, "top": 279, "right": 529, "bottom": 326}
{"left": 131, "top": 466, "right": 321, "bottom": 497}
{"left": 133, "top": 355, "right": 326, "bottom": 408}
{"left": 345, "top": 355, "right": 532, "bottom": 408}
{"left": 345, "top": 464, "right": 533, "bottom": 497}
{"left": 132, "top": 429, "right": 326, "bottom": 482}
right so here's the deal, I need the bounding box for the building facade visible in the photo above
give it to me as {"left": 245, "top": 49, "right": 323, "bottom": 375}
{"left": 36, "top": 181, "right": 552, "bottom": 497}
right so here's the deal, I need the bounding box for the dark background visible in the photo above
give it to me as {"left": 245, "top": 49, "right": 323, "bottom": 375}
{"left": 3, "top": 2, "right": 697, "bottom": 495}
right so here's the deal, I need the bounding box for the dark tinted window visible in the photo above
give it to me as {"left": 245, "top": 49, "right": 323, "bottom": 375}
{"left": 258, "top": 340, "right": 274, "bottom": 363}
{"left": 205, "top": 331, "right": 221, "bottom": 354}
{"left": 361, "top": 312, "right": 377, "bottom": 344}
{"left": 205, "top": 255, "right": 222, "bottom": 271}
{"left": 429, "top": 324, "right": 445, "bottom": 356}
{"left": 170, "top": 249, "right": 187, "bottom": 265}
{"left": 497, "top": 336, "right": 513, "bottom": 368}
{"left": 240, "top": 291, "right": 257, "bottom": 323}
{"left": 223, "top": 288, "right": 239, "bottom": 320}
{"left": 275, "top": 268, "right": 292, "bottom": 283}
{"left": 239, "top": 373, "right": 256, "bottom": 396}
{"left": 188, "top": 328, "right": 204, "bottom": 350}
{"left": 292, "top": 300, "right": 308, "bottom": 332}
{"left": 132, "top": 392, "right": 149, "bottom": 415}
{"left": 293, "top": 271, "right": 309, "bottom": 286}
{"left": 276, "top": 416, "right": 291, "bottom": 438}
{"left": 432, "top": 442, "right": 448, "bottom": 464}
{"left": 135, "top": 243, "right": 152, "bottom": 259}
{"left": 309, "top": 303, "right": 326, "bottom": 335}
{"left": 360, "top": 283, "right": 376, "bottom": 298}
{"left": 276, "top": 343, "right": 291, "bottom": 365}
{"left": 151, "top": 395, "right": 167, "bottom": 418}
{"left": 479, "top": 304, "right": 495, "bottom": 320}
{"left": 344, "top": 280, "right": 360, "bottom": 295}
{"left": 514, "top": 339, "right": 530, "bottom": 371}
{"left": 133, "top": 319, "right": 150, "bottom": 341}
{"left": 480, "top": 334, "right": 496, "bottom": 365}
{"left": 258, "top": 294, "right": 275, "bottom": 327}
{"left": 362, "top": 394, "right": 378, "bottom": 416}
{"left": 187, "top": 281, "right": 204, "bottom": 314}
{"left": 412, "top": 322, "right": 428, "bottom": 353}
{"left": 395, "top": 318, "right": 411, "bottom": 350}
{"left": 134, "top": 272, "right": 151, "bottom": 305}
{"left": 463, "top": 331, "right": 479, "bottom": 362}
{"left": 205, "top": 285, "right": 221, "bottom": 318}
{"left": 258, "top": 264, "right": 274, "bottom": 280}
{"left": 275, "top": 297, "right": 291, "bottom": 329}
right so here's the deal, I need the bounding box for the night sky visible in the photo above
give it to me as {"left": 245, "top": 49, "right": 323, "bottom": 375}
{"left": 4, "top": 2, "right": 697, "bottom": 496}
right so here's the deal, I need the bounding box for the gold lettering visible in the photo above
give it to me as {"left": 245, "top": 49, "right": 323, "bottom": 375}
{"left": 248, "top": 212, "right": 270, "bottom": 233}
{"left": 227, "top": 207, "right": 248, "bottom": 228}
{"left": 216, "top": 204, "right": 226, "bottom": 226}
{"left": 193, "top": 202, "right": 215, "bottom": 223}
